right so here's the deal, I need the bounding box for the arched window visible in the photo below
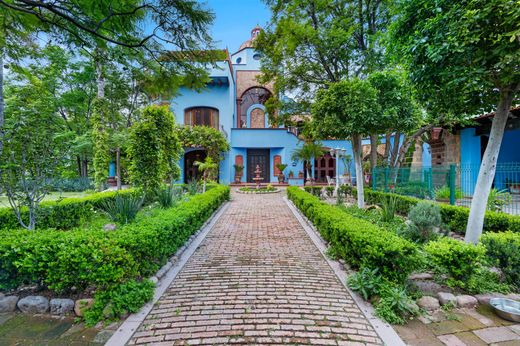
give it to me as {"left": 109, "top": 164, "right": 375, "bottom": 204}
{"left": 239, "top": 87, "right": 271, "bottom": 128}
{"left": 184, "top": 107, "right": 219, "bottom": 129}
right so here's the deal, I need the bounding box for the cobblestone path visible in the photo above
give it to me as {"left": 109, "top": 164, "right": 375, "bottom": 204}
{"left": 129, "top": 190, "right": 382, "bottom": 345}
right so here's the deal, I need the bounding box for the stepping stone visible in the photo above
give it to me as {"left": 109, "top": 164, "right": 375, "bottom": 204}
{"left": 0, "top": 296, "right": 19, "bottom": 313}
{"left": 50, "top": 298, "right": 75, "bottom": 315}
{"left": 456, "top": 295, "right": 478, "bottom": 308}
{"left": 473, "top": 326, "right": 520, "bottom": 344}
{"left": 418, "top": 296, "right": 440, "bottom": 311}
{"left": 437, "top": 334, "right": 465, "bottom": 346}
{"left": 437, "top": 292, "right": 456, "bottom": 306}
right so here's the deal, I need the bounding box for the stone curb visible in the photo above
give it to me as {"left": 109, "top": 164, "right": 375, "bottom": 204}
{"left": 284, "top": 196, "right": 406, "bottom": 346}
{"left": 235, "top": 189, "right": 281, "bottom": 194}
{"left": 104, "top": 201, "right": 230, "bottom": 346}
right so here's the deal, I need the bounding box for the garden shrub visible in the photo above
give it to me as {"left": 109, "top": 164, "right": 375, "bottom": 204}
{"left": 84, "top": 279, "right": 155, "bottom": 326}
{"left": 361, "top": 189, "right": 520, "bottom": 234}
{"left": 424, "top": 237, "right": 486, "bottom": 288}
{"left": 0, "top": 185, "right": 230, "bottom": 293}
{"left": 481, "top": 231, "right": 520, "bottom": 289}
{"left": 287, "top": 187, "right": 420, "bottom": 282}
{"left": 100, "top": 194, "right": 145, "bottom": 224}
{"left": 347, "top": 267, "right": 383, "bottom": 300}
{"left": 0, "top": 189, "right": 138, "bottom": 230}
{"left": 400, "top": 201, "right": 442, "bottom": 243}
{"left": 304, "top": 186, "right": 322, "bottom": 197}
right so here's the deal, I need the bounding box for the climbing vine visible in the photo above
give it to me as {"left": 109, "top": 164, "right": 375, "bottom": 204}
{"left": 128, "top": 105, "right": 182, "bottom": 193}
{"left": 177, "top": 125, "right": 230, "bottom": 163}
{"left": 92, "top": 98, "right": 111, "bottom": 190}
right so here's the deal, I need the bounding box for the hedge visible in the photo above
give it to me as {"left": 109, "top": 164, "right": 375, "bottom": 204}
{"left": 287, "top": 187, "right": 419, "bottom": 282}
{"left": 0, "top": 185, "right": 230, "bottom": 292}
{"left": 0, "top": 189, "right": 138, "bottom": 230}
{"left": 361, "top": 189, "right": 520, "bottom": 234}
{"left": 481, "top": 231, "right": 520, "bottom": 289}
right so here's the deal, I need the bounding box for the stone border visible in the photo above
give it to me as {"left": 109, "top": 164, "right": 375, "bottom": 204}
{"left": 105, "top": 201, "right": 230, "bottom": 346}
{"left": 284, "top": 196, "right": 406, "bottom": 346}
{"left": 236, "top": 188, "right": 281, "bottom": 194}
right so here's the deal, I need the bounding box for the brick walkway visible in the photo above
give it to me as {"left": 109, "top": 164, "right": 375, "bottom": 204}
{"left": 128, "top": 190, "right": 382, "bottom": 345}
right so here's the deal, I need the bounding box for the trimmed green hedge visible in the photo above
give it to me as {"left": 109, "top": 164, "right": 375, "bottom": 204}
{"left": 361, "top": 189, "right": 520, "bottom": 234}
{"left": 481, "top": 231, "right": 520, "bottom": 289}
{"left": 0, "top": 189, "right": 138, "bottom": 230}
{"left": 287, "top": 187, "right": 419, "bottom": 282}
{"left": 0, "top": 185, "right": 230, "bottom": 292}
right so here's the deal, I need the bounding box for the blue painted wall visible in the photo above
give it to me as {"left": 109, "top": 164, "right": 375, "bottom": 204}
{"left": 459, "top": 127, "right": 520, "bottom": 193}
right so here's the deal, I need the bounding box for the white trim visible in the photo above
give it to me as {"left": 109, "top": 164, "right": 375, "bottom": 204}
{"left": 105, "top": 202, "right": 230, "bottom": 346}
{"left": 283, "top": 196, "right": 406, "bottom": 346}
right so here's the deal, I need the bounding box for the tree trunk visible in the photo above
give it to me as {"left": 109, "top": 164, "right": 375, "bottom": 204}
{"left": 369, "top": 133, "right": 378, "bottom": 171}
{"left": 465, "top": 91, "right": 514, "bottom": 244}
{"left": 383, "top": 132, "right": 391, "bottom": 163}
{"left": 76, "top": 156, "right": 82, "bottom": 177}
{"left": 82, "top": 159, "right": 88, "bottom": 177}
{"left": 116, "top": 147, "right": 121, "bottom": 190}
{"left": 95, "top": 49, "right": 105, "bottom": 99}
{"left": 390, "top": 132, "right": 401, "bottom": 166}
{"left": 352, "top": 134, "right": 364, "bottom": 208}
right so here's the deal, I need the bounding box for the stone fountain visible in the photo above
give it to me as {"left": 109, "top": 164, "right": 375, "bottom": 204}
{"left": 252, "top": 165, "right": 263, "bottom": 189}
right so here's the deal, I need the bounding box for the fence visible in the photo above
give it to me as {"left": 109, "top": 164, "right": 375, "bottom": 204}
{"left": 371, "top": 163, "right": 520, "bottom": 215}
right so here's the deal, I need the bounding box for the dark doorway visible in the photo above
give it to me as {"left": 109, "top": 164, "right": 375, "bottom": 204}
{"left": 314, "top": 152, "right": 336, "bottom": 183}
{"left": 247, "top": 149, "right": 270, "bottom": 183}
{"left": 184, "top": 150, "right": 207, "bottom": 183}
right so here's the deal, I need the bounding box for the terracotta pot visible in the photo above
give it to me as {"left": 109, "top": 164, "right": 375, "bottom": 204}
{"left": 234, "top": 175, "right": 242, "bottom": 183}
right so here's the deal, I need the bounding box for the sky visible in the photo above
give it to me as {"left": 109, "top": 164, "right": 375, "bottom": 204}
{"left": 205, "top": 0, "right": 271, "bottom": 53}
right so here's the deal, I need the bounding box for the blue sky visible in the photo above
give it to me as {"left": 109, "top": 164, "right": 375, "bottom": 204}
{"left": 206, "top": 0, "right": 271, "bottom": 53}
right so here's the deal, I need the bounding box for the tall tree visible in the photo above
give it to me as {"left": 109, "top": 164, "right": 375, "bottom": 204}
{"left": 312, "top": 78, "right": 381, "bottom": 207}
{"left": 256, "top": 0, "right": 390, "bottom": 112}
{"left": 391, "top": 0, "right": 520, "bottom": 244}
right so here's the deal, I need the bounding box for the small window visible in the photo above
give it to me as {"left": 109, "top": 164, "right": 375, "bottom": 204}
{"left": 253, "top": 53, "right": 261, "bottom": 60}
{"left": 236, "top": 57, "right": 242, "bottom": 64}
{"left": 184, "top": 107, "right": 219, "bottom": 129}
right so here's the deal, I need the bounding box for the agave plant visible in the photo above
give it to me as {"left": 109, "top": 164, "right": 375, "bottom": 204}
{"left": 156, "top": 185, "right": 183, "bottom": 209}
{"left": 100, "top": 194, "right": 144, "bottom": 224}
{"left": 185, "top": 179, "right": 200, "bottom": 195}
{"left": 380, "top": 195, "right": 398, "bottom": 222}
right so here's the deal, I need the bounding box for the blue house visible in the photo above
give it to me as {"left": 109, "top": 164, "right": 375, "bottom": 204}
{"left": 170, "top": 27, "right": 352, "bottom": 186}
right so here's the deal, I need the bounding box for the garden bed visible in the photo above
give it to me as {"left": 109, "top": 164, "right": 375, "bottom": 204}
{"left": 237, "top": 186, "right": 280, "bottom": 194}
{"left": 287, "top": 186, "right": 520, "bottom": 325}
{"left": 0, "top": 184, "right": 230, "bottom": 324}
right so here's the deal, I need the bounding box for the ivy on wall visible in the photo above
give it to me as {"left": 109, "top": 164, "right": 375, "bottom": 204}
{"left": 177, "top": 125, "right": 230, "bottom": 163}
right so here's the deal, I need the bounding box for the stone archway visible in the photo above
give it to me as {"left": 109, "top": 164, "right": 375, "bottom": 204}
{"left": 250, "top": 108, "right": 266, "bottom": 128}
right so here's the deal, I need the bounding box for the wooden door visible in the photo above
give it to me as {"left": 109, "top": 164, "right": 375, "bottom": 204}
{"left": 247, "top": 149, "right": 270, "bottom": 183}
{"left": 184, "top": 150, "right": 207, "bottom": 183}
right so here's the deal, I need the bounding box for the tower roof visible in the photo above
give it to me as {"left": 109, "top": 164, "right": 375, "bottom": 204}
{"left": 238, "top": 26, "right": 263, "bottom": 51}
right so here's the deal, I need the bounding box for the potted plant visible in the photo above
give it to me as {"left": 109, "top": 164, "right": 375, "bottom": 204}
{"left": 288, "top": 170, "right": 294, "bottom": 179}
{"left": 233, "top": 164, "right": 244, "bottom": 183}
{"left": 276, "top": 163, "right": 288, "bottom": 183}
{"left": 298, "top": 171, "right": 304, "bottom": 179}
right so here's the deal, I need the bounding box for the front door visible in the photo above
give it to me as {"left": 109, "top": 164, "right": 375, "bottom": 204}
{"left": 184, "top": 150, "right": 207, "bottom": 183}
{"left": 247, "top": 149, "right": 270, "bottom": 183}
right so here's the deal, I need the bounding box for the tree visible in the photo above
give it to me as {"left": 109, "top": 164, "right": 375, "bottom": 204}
{"left": 390, "top": 0, "right": 520, "bottom": 244}
{"left": 256, "top": 0, "right": 391, "bottom": 115}
{"left": 366, "top": 70, "right": 420, "bottom": 170}
{"left": 194, "top": 157, "right": 218, "bottom": 193}
{"left": 128, "top": 105, "right": 181, "bottom": 194}
{"left": 1, "top": 68, "right": 69, "bottom": 229}
{"left": 312, "top": 78, "right": 381, "bottom": 207}
{"left": 291, "top": 141, "right": 325, "bottom": 186}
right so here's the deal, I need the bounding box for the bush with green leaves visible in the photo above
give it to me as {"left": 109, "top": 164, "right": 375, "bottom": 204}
{"left": 185, "top": 179, "right": 200, "bottom": 195}
{"left": 156, "top": 185, "right": 183, "bottom": 209}
{"left": 393, "top": 181, "right": 432, "bottom": 199}
{"left": 0, "top": 189, "right": 137, "bottom": 230}
{"left": 348, "top": 267, "right": 417, "bottom": 325}
{"left": 481, "top": 231, "right": 520, "bottom": 289}
{"left": 375, "top": 284, "right": 418, "bottom": 325}
{"left": 401, "top": 201, "right": 442, "bottom": 243}
{"left": 362, "top": 188, "right": 520, "bottom": 234}
{"left": 288, "top": 187, "right": 419, "bottom": 282}
{"left": 434, "top": 186, "right": 463, "bottom": 201}
{"left": 380, "top": 195, "right": 398, "bottom": 222}
{"left": 347, "top": 267, "right": 383, "bottom": 300}
{"left": 100, "top": 194, "right": 144, "bottom": 224}
{"left": 84, "top": 279, "right": 155, "bottom": 326}
{"left": 466, "top": 267, "right": 511, "bottom": 295}
{"left": 424, "top": 237, "right": 486, "bottom": 288}
{"left": 0, "top": 185, "right": 230, "bottom": 292}
{"left": 304, "top": 186, "right": 322, "bottom": 197}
